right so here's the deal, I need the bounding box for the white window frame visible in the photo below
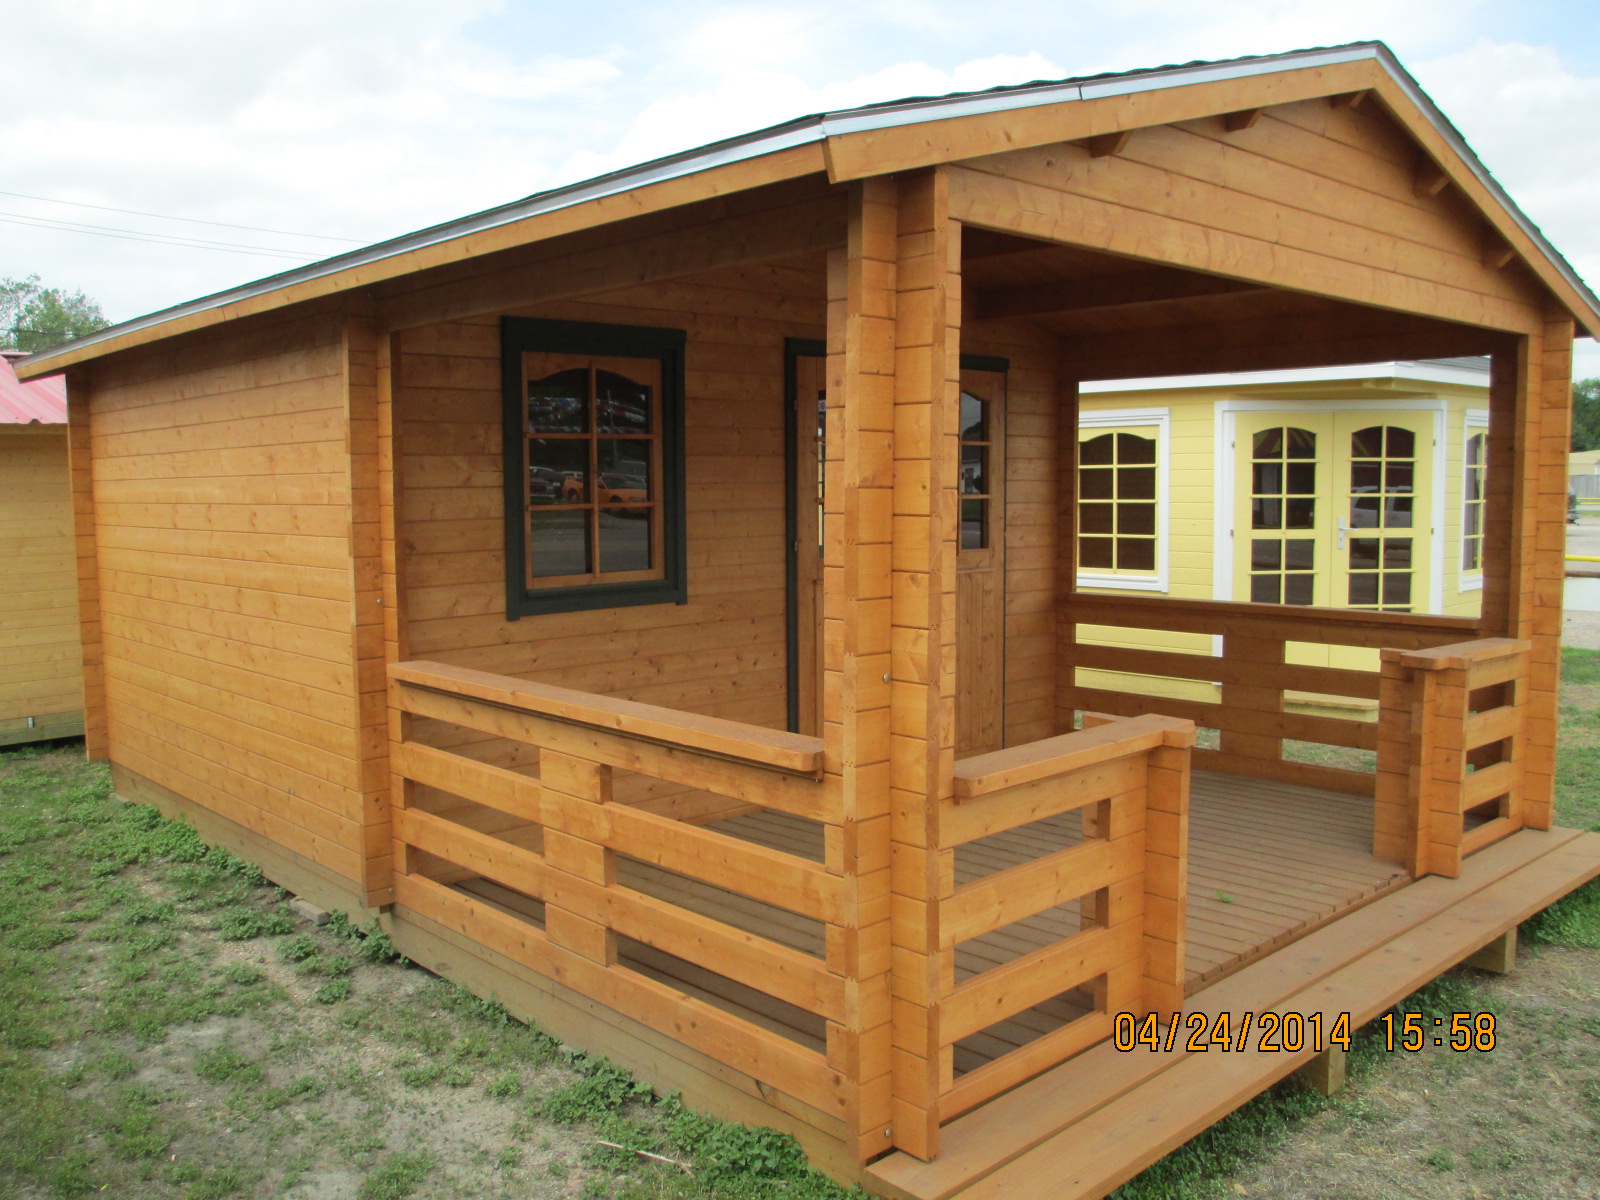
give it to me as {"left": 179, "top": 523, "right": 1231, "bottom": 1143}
{"left": 1460, "top": 409, "right": 1489, "bottom": 592}
{"left": 1076, "top": 407, "right": 1170, "bottom": 594}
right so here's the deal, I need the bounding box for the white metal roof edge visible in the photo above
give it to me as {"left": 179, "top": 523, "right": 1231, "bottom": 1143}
{"left": 1080, "top": 360, "right": 1492, "bottom": 394}
{"left": 21, "top": 41, "right": 1596, "bottom": 373}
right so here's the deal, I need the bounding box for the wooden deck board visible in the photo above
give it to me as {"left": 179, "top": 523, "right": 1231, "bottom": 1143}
{"left": 866, "top": 828, "right": 1600, "bottom": 1200}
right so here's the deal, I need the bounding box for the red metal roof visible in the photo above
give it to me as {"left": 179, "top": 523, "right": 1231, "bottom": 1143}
{"left": 0, "top": 351, "right": 66, "bottom": 424}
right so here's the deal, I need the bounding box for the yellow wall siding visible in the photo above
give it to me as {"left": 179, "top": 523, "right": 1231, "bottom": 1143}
{"left": 1072, "top": 378, "right": 1490, "bottom": 713}
{"left": 0, "top": 427, "right": 84, "bottom": 742}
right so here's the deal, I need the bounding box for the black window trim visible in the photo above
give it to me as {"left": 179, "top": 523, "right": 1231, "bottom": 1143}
{"left": 501, "top": 315, "right": 688, "bottom": 619}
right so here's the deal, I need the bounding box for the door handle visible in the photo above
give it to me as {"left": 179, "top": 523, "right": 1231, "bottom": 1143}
{"left": 1337, "top": 516, "right": 1348, "bottom": 549}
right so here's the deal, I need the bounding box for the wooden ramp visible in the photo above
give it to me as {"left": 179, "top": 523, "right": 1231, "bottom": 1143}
{"left": 866, "top": 828, "right": 1600, "bottom": 1200}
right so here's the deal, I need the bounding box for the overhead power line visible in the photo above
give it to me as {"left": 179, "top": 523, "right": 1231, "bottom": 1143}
{"left": 0, "top": 188, "right": 366, "bottom": 244}
{"left": 0, "top": 213, "right": 320, "bottom": 261}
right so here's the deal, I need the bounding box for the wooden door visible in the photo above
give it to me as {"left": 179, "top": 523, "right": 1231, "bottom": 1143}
{"left": 793, "top": 354, "right": 826, "bottom": 735}
{"left": 956, "top": 368, "right": 1006, "bottom": 757}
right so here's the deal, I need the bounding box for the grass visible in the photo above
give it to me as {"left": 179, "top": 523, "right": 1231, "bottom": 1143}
{"left": 6, "top": 652, "right": 1599, "bottom": 1198}
{"left": 0, "top": 741, "right": 854, "bottom": 1200}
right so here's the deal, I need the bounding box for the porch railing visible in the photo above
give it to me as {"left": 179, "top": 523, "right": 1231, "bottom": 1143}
{"left": 1375, "top": 638, "right": 1533, "bottom": 877}
{"left": 925, "top": 712, "right": 1193, "bottom": 1123}
{"left": 385, "top": 660, "right": 846, "bottom": 1118}
{"left": 1065, "top": 595, "right": 1479, "bottom": 797}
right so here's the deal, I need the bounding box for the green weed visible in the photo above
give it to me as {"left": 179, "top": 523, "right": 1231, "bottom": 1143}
{"left": 358, "top": 1151, "right": 434, "bottom": 1200}
{"left": 194, "top": 1045, "right": 263, "bottom": 1087}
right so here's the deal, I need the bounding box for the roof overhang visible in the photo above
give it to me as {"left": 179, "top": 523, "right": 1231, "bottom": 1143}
{"left": 18, "top": 41, "right": 1599, "bottom": 379}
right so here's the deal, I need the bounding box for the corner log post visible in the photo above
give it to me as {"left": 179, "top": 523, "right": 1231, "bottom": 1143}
{"left": 886, "top": 168, "right": 961, "bottom": 1162}
{"left": 822, "top": 179, "right": 898, "bottom": 1164}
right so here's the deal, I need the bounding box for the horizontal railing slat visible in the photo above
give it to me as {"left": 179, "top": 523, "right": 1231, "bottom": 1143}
{"left": 1464, "top": 704, "right": 1520, "bottom": 750}
{"left": 392, "top": 873, "right": 846, "bottom": 1115}
{"left": 1066, "top": 685, "right": 1378, "bottom": 750}
{"left": 391, "top": 660, "right": 823, "bottom": 773}
{"left": 940, "top": 1012, "right": 1114, "bottom": 1122}
{"left": 943, "top": 759, "right": 1149, "bottom": 847}
{"left": 395, "top": 807, "right": 546, "bottom": 896}
{"left": 396, "top": 741, "right": 543, "bottom": 824}
{"left": 942, "top": 836, "right": 1140, "bottom": 949}
{"left": 941, "top": 920, "right": 1142, "bottom": 1047}
{"left": 953, "top": 713, "right": 1185, "bottom": 798}
{"left": 1070, "top": 595, "right": 1478, "bottom": 649}
{"left": 394, "top": 681, "right": 837, "bottom": 822}
{"left": 1070, "top": 642, "right": 1382, "bottom": 701}
{"left": 1462, "top": 759, "right": 1521, "bottom": 810}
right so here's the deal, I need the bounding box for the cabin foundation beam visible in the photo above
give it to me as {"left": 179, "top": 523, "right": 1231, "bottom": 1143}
{"left": 1465, "top": 927, "right": 1517, "bottom": 975}
{"left": 1295, "top": 1046, "right": 1347, "bottom": 1096}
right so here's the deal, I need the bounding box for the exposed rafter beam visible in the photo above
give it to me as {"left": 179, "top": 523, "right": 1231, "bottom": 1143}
{"left": 1329, "top": 90, "right": 1369, "bottom": 109}
{"left": 1482, "top": 234, "right": 1517, "bottom": 271}
{"left": 1223, "top": 108, "right": 1263, "bottom": 132}
{"left": 1079, "top": 129, "right": 1133, "bottom": 159}
{"left": 972, "top": 269, "right": 1265, "bottom": 320}
{"left": 1414, "top": 157, "right": 1452, "bottom": 198}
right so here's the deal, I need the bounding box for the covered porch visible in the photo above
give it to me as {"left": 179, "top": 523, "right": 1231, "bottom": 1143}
{"left": 361, "top": 65, "right": 1596, "bottom": 1198}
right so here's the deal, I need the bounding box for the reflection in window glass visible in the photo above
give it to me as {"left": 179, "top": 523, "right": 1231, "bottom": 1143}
{"left": 523, "top": 364, "right": 659, "bottom": 584}
{"left": 1078, "top": 429, "right": 1159, "bottom": 575}
{"left": 1248, "top": 428, "right": 1316, "bottom": 606}
{"left": 960, "top": 390, "right": 993, "bottom": 550}
{"left": 1463, "top": 431, "right": 1486, "bottom": 574}
{"left": 1346, "top": 426, "right": 1416, "bottom": 611}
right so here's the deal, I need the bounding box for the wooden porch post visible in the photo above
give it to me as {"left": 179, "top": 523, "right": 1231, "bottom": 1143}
{"left": 886, "top": 168, "right": 960, "bottom": 1161}
{"left": 1482, "top": 309, "right": 1573, "bottom": 833}
{"left": 823, "top": 179, "right": 898, "bottom": 1163}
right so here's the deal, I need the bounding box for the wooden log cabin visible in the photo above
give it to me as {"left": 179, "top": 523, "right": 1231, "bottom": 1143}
{"left": 19, "top": 42, "right": 1600, "bottom": 1200}
{"left": 0, "top": 351, "right": 83, "bottom": 745}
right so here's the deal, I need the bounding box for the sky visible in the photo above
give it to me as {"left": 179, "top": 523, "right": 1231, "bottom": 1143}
{"left": 4, "top": 0, "right": 1599, "bottom": 375}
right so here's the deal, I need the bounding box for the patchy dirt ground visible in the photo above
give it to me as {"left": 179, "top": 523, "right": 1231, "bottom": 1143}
{"left": 1220, "top": 944, "right": 1600, "bottom": 1199}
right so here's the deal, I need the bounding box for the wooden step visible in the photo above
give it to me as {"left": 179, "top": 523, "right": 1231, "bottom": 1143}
{"left": 866, "top": 828, "right": 1600, "bottom": 1200}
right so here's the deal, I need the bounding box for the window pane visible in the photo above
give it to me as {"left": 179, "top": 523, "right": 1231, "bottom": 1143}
{"left": 1252, "top": 461, "right": 1283, "bottom": 496}
{"left": 1384, "top": 496, "right": 1413, "bottom": 528}
{"left": 1252, "top": 497, "right": 1282, "bottom": 530}
{"left": 1467, "top": 434, "right": 1484, "bottom": 467}
{"left": 1386, "top": 427, "right": 1415, "bottom": 458}
{"left": 1383, "top": 538, "right": 1413, "bottom": 569}
{"left": 961, "top": 498, "right": 987, "bottom": 550}
{"left": 529, "top": 510, "right": 591, "bottom": 578}
{"left": 527, "top": 369, "right": 590, "bottom": 433}
{"left": 594, "top": 370, "right": 652, "bottom": 433}
{"left": 1286, "top": 428, "right": 1317, "bottom": 459}
{"left": 1350, "top": 426, "right": 1384, "bottom": 457}
{"left": 1251, "top": 574, "right": 1281, "bottom": 603}
{"left": 1118, "top": 539, "right": 1155, "bottom": 571}
{"left": 1285, "top": 498, "right": 1315, "bottom": 529}
{"left": 1117, "top": 433, "right": 1156, "bottom": 465}
{"left": 1283, "top": 574, "right": 1314, "bottom": 605}
{"left": 1464, "top": 506, "right": 1480, "bottom": 538}
{"left": 1253, "top": 428, "right": 1283, "bottom": 458}
{"left": 1080, "top": 467, "right": 1113, "bottom": 500}
{"left": 1080, "top": 536, "right": 1113, "bottom": 568}
{"left": 1284, "top": 539, "right": 1315, "bottom": 571}
{"left": 1120, "top": 466, "right": 1156, "bottom": 500}
{"left": 1118, "top": 503, "right": 1156, "bottom": 536}
{"left": 1080, "top": 503, "right": 1114, "bottom": 534}
{"left": 1251, "top": 540, "right": 1282, "bottom": 570}
{"left": 1347, "top": 572, "right": 1378, "bottom": 605}
{"left": 961, "top": 392, "right": 987, "bottom": 441}
{"left": 1350, "top": 462, "right": 1382, "bottom": 494}
{"left": 1384, "top": 462, "right": 1413, "bottom": 494}
{"left": 1080, "top": 433, "right": 1115, "bottom": 466}
{"left": 597, "top": 439, "right": 652, "bottom": 503}
{"left": 530, "top": 438, "right": 588, "bottom": 503}
{"left": 1466, "top": 468, "right": 1482, "bottom": 503}
{"left": 1351, "top": 495, "right": 1380, "bottom": 527}
{"left": 598, "top": 508, "right": 653, "bottom": 573}
{"left": 1382, "top": 572, "right": 1411, "bottom": 606}
{"left": 1287, "top": 462, "right": 1316, "bottom": 495}
{"left": 1349, "top": 537, "right": 1380, "bottom": 569}
{"left": 961, "top": 445, "right": 988, "bottom": 495}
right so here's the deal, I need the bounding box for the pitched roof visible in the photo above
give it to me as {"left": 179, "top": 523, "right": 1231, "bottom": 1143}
{"left": 17, "top": 41, "right": 1600, "bottom": 377}
{"left": 0, "top": 351, "right": 66, "bottom": 424}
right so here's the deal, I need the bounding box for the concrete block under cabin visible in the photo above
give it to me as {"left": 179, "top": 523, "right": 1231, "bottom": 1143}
{"left": 17, "top": 41, "right": 1600, "bottom": 1200}
{"left": 0, "top": 351, "right": 84, "bottom": 747}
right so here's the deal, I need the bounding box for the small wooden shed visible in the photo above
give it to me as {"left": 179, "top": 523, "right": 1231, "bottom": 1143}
{"left": 1076, "top": 357, "right": 1491, "bottom": 715}
{"left": 0, "top": 350, "right": 83, "bottom": 745}
{"left": 20, "top": 42, "right": 1600, "bottom": 1200}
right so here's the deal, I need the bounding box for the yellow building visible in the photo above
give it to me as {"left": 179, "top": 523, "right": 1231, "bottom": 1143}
{"left": 1076, "top": 358, "right": 1489, "bottom": 715}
